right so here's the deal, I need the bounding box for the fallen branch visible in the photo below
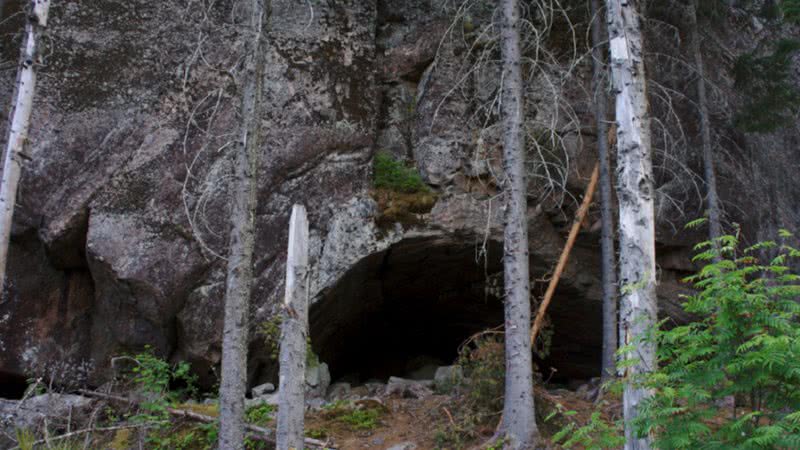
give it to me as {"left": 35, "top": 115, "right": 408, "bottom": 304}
{"left": 77, "top": 389, "right": 332, "bottom": 448}
{"left": 530, "top": 162, "right": 600, "bottom": 346}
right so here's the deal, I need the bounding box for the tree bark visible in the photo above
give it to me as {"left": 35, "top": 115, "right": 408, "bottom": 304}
{"left": 606, "top": 0, "right": 657, "bottom": 448}
{"left": 689, "top": 0, "right": 722, "bottom": 242}
{"left": 218, "top": 1, "right": 269, "bottom": 448}
{"left": 591, "top": 0, "right": 618, "bottom": 381}
{"left": 277, "top": 204, "right": 310, "bottom": 450}
{"left": 0, "top": 0, "right": 50, "bottom": 295}
{"left": 499, "top": 0, "right": 537, "bottom": 448}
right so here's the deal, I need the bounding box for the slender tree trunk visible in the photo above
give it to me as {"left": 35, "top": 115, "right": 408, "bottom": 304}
{"left": 499, "top": 0, "right": 537, "bottom": 448}
{"left": 0, "top": 0, "right": 50, "bottom": 295}
{"left": 689, "top": 0, "right": 722, "bottom": 242}
{"left": 591, "top": 0, "right": 618, "bottom": 381}
{"left": 276, "top": 204, "right": 310, "bottom": 450}
{"left": 218, "top": 1, "right": 269, "bottom": 448}
{"left": 607, "top": 1, "right": 657, "bottom": 448}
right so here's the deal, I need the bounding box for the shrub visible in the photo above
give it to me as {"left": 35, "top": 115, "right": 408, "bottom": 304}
{"left": 546, "top": 405, "right": 624, "bottom": 450}
{"left": 373, "top": 151, "right": 429, "bottom": 193}
{"left": 123, "top": 347, "right": 197, "bottom": 422}
{"left": 433, "top": 333, "right": 506, "bottom": 448}
{"left": 634, "top": 230, "right": 800, "bottom": 449}
{"left": 245, "top": 403, "right": 276, "bottom": 425}
{"left": 338, "top": 408, "right": 381, "bottom": 431}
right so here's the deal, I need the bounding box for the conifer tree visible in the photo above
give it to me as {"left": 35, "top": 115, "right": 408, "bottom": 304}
{"left": 218, "top": 1, "right": 269, "bottom": 448}
{"left": 590, "top": 0, "right": 618, "bottom": 380}
{"left": 498, "top": 0, "right": 538, "bottom": 447}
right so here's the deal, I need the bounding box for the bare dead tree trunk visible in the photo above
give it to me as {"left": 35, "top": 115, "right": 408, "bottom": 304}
{"left": 218, "top": 1, "right": 269, "bottom": 448}
{"left": 0, "top": 0, "right": 50, "bottom": 295}
{"left": 591, "top": 0, "right": 618, "bottom": 381}
{"left": 499, "top": 0, "right": 537, "bottom": 448}
{"left": 277, "top": 204, "right": 309, "bottom": 450}
{"left": 689, "top": 0, "right": 722, "bottom": 242}
{"left": 607, "top": 0, "right": 656, "bottom": 448}
{"left": 530, "top": 164, "right": 599, "bottom": 346}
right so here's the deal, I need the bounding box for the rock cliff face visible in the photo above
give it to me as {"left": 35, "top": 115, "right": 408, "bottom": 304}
{"left": 0, "top": 0, "right": 798, "bottom": 389}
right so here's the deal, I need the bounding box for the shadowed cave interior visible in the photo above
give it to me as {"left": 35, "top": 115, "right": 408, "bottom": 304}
{"left": 309, "top": 236, "right": 603, "bottom": 386}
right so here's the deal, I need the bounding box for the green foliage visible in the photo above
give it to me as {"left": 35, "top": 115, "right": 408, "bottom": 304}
{"left": 320, "top": 400, "right": 383, "bottom": 431}
{"left": 245, "top": 403, "right": 276, "bottom": 425}
{"left": 546, "top": 403, "right": 624, "bottom": 450}
{"left": 15, "top": 428, "right": 35, "bottom": 450}
{"left": 258, "top": 315, "right": 318, "bottom": 366}
{"left": 256, "top": 316, "right": 283, "bottom": 361}
{"left": 458, "top": 334, "right": 505, "bottom": 415}
{"left": 373, "top": 151, "right": 430, "bottom": 193}
{"left": 125, "top": 347, "right": 197, "bottom": 422}
{"left": 307, "top": 427, "right": 329, "bottom": 440}
{"left": 338, "top": 408, "right": 381, "bottom": 430}
{"left": 633, "top": 231, "right": 800, "bottom": 449}
{"left": 144, "top": 422, "right": 220, "bottom": 450}
{"left": 785, "top": 0, "right": 800, "bottom": 22}
{"left": 733, "top": 39, "right": 800, "bottom": 132}
{"left": 434, "top": 334, "right": 506, "bottom": 448}
{"left": 115, "top": 348, "right": 216, "bottom": 449}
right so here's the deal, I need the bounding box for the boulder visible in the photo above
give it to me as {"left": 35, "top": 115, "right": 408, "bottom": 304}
{"left": 246, "top": 392, "right": 280, "bottom": 409}
{"left": 386, "top": 442, "right": 418, "bottom": 450}
{"left": 434, "top": 365, "right": 463, "bottom": 393}
{"left": 251, "top": 382, "right": 276, "bottom": 397}
{"left": 306, "top": 362, "right": 331, "bottom": 398}
{"left": 386, "top": 376, "right": 433, "bottom": 399}
{"left": 0, "top": 394, "right": 94, "bottom": 447}
{"left": 327, "top": 382, "right": 352, "bottom": 401}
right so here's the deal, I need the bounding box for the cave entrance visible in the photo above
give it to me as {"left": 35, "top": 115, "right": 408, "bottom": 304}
{"left": 0, "top": 372, "right": 28, "bottom": 399}
{"left": 310, "top": 235, "right": 603, "bottom": 386}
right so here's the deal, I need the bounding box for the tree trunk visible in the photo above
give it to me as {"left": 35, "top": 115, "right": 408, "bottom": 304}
{"left": 591, "top": 0, "right": 618, "bottom": 381}
{"left": 689, "top": 0, "right": 722, "bottom": 242}
{"left": 277, "top": 204, "right": 310, "bottom": 450}
{"left": 530, "top": 164, "right": 599, "bottom": 346}
{"left": 0, "top": 0, "right": 50, "bottom": 295}
{"left": 499, "top": 0, "right": 537, "bottom": 448}
{"left": 218, "top": 1, "right": 269, "bottom": 448}
{"left": 606, "top": 1, "right": 657, "bottom": 448}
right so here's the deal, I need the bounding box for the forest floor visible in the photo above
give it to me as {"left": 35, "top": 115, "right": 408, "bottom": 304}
{"left": 301, "top": 384, "right": 621, "bottom": 449}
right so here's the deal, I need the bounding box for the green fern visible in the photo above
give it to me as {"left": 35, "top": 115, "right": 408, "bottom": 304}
{"left": 633, "top": 230, "right": 800, "bottom": 449}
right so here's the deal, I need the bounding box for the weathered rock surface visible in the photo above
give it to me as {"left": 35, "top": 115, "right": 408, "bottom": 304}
{"left": 0, "top": 0, "right": 798, "bottom": 389}
{"left": 386, "top": 377, "right": 433, "bottom": 399}
{"left": 0, "top": 394, "right": 95, "bottom": 447}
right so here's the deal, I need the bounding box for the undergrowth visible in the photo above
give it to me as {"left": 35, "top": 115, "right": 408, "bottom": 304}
{"left": 633, "top": 229, "right": 800, "bottom": 448}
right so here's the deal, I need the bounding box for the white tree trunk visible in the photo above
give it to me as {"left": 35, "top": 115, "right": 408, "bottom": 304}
{"left": 0, "top": 0, "right": 50, "bottom": 294}
{"left": 499, "top": 0, "right": 537, "bottom": 448}
{"left": 218, "top": 1, "right": 268, "bottom": 448}
{"left": 276, "top": 204, "right": 309, "bottom": 450}
{"left": 606, "top": 1, "right": 657, "bottom": 449}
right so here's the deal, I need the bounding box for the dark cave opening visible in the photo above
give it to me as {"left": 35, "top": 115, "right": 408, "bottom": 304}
{"left": 0, "top": 371, "right": 28, "bottom": 399}
{"left": 309, "top": 235, "right": 603, "bottom": 386}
